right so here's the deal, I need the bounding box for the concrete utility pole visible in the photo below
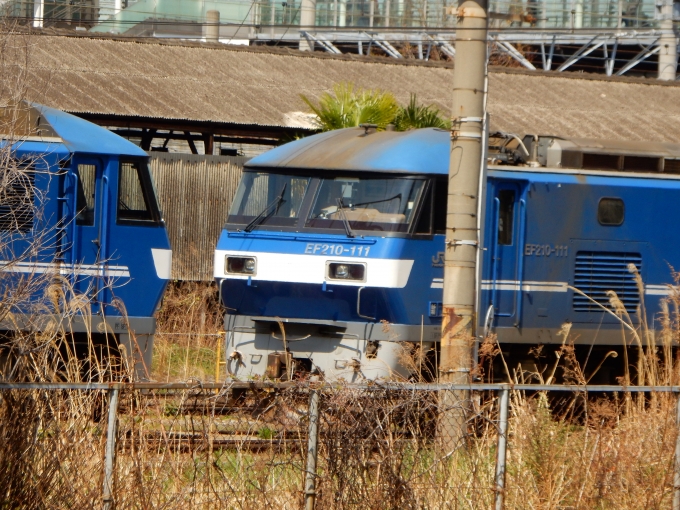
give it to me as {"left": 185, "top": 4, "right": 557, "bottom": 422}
{"left": 658, "top": 0, "right": 677, "bottom": 80}
{"left": 299, "top": 0, "right": 317, "bottom": 51}
{"left": 32, "top": 0, "right": 44, "bottom": 28}
{"left": 439, "top": 0, "right": 488, "bottom": 446}
{"left": 205, "top": 10, "right": 220, "bottom": 43}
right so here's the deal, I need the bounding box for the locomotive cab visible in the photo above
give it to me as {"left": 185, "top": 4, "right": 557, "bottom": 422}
{"left": 0, "top": 103, "right": 172, "bottom": 379}
{"left": 216, "top": 128, "right": 450, "bottom": 381}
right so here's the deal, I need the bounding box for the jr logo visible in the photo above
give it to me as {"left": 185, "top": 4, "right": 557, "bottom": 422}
{"left": 432, "top": 251, "right": 445, "bottom": 267}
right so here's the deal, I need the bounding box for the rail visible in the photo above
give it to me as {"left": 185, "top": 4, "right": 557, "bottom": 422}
{"left": 3, "top": 381, "right": 680, "bottom": 391}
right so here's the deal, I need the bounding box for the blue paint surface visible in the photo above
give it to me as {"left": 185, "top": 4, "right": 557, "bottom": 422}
{"left": 4, "top": 105, "right": 169, "bottom": 323}
{"left": 218, "top": 128, "right": 679, "bottom": 344}
{"left": 32, "top": 103, "right": 147, "bottom": 157}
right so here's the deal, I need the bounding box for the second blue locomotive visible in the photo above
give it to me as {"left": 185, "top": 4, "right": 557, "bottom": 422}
{"left": 1, "top": 103, "right": 171, "bottom": 378}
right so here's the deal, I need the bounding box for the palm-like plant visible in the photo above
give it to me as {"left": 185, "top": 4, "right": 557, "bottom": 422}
{"left": 301, "top": 82, "right": 400, "bottom": 131}
{"left": 301, "top": 85, "right": 450, "bottom": 132}
{"left": 394, "top": 94, "right": 451, "bottom": 131}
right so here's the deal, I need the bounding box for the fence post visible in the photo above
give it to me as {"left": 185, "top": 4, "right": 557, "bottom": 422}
{"left": 494, "top": 386, "right": 510, "bottom": 510}
{"left": 304, "top": 390, "right": 320, "bottom": 510}
{"left": 674, "top": 391, "right": 680, "bottom": 510}
{"left": 103, "top": 386, "right": 121, "bottom": 510}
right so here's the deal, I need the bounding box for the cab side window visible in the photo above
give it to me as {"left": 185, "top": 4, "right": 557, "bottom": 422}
{"left": 598, "top": 198, "right": 624, "bottom": 226}
{"left": 497, "top": 189, "right": 515, "bottom": 245}
{"left": 118, "top": 160, "right": 160, "bottom": 224}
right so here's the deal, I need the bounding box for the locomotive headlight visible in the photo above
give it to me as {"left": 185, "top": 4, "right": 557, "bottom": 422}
{"left": 335, "top": 264, "right": 349, "bottom": 278}
{"left": 226, "top": 256, "right": 257, "bottom": 275}
{"left": 244, "top": 258, "right": 256, "bottom": 272}
{"left": 327, "top": 262, "right": 366, "bottom": 281}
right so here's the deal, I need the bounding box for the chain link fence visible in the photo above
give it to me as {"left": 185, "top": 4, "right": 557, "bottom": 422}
{"left": 0, "top": 381, "right": 679, "bottom": 509}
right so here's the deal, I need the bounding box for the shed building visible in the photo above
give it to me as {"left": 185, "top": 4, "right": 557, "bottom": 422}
{"left": 8, "top": 30, "right": 680, "bottom": 281}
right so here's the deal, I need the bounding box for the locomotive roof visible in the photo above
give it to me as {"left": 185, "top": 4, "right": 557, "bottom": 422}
{"left": 246, "top": 128, "right": 451, "bottom": 175}
{"left": 247, "top": 127, "right": 680, "bottom": 176}
{"left": 0, "top": 103, "right": 147, "bottom": 157}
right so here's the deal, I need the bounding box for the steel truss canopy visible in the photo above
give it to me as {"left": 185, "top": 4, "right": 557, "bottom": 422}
{"left": 265, "top": 28, "right": 677, "bottom": 77}
{"left": 14, "top": 0, "right": 679, "bottom": 78}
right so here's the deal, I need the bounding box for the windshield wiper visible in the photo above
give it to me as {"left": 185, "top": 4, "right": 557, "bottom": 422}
{"left": 243, "top": 183, "right": 287, "bottom": 233}
{"left": 336, "top": 198, "right": 355, "bottom": 238}
{"left": 353, "top": 193, "right": 402, "bottom": 209}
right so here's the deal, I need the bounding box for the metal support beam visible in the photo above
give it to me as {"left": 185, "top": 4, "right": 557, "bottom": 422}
{"left": 305, "top": 32, "right": 342, "bottom": 53}
{"left": 616, "top": 39, "right": 660, "bottom": 76}
{"left": 540, "top": 42, "right": 546, "bottom": 70}
{"left": 249, "top": 28, "right": 678, "bottom": 79}
{"left": 427, "top": 34, "right": 456, "bottom": 58}
{"left": 249, "top": 28, "right": 678, "bottom": 78}
{"left": 494, "top": 387, "right": 510, "bottom": 510}
{"left": 202, "top": 132, "right": 214, "bottom": 155}
{"left": 674, "top": 391, "right": 680, "bottom": 510}
{"left": 304, "top": 391, "right": 320, "bottom": 510}
{"left": 546, "top": 35, "right": 555, "bottom": 70}
{"left": 556, "top": 36, "right": 604, "bottom": 72}
{"left": 184, "top": 131, "right": 198, "bottom": 154}
{"left": 112, "top": 129, "right": 282, "bottom": 146}
{"left": 495, "top": 40, "right": 536, "bottom": 70}
{"left": 362, "top": 32, "right": 403, "bottom": 58}
{"left": 140, "top": 128, "right": 157, "bottom": 151}
{"left": 33, "top": 0, "right": 44, "bottom": 28}
{"left": 606, "top": 39, "right": 618, "bottom": 76}
{"left": 102, "top": 387, "right": 120, "bottom": 510}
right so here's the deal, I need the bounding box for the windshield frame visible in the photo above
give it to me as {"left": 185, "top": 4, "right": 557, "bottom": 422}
{"left": 225, "top": 169, "right": 436, "bottom": 238}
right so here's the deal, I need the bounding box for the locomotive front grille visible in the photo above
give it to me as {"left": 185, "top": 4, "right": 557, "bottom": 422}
{"left": 573, "top": 251, "right": 641, "bottom": 313}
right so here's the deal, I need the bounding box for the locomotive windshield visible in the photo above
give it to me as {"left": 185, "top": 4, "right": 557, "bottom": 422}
{"left": 228, "top": 171, "right": 427, "bottom": 234}
{"left": 228, "top": 172, "right": 311, "bottom": 228}
{"left": 306, "top": 177, "right": 426, "bottom": 233}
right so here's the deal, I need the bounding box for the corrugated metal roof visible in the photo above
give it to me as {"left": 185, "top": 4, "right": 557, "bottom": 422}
{"left": 149, "top": 153, "right": 245, "bottom": 281}
{"left": 11, "top": 32, "right": 680, "bottom": 143}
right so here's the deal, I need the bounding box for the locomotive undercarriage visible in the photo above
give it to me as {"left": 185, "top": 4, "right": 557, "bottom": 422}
{"left": 224, "top": 315, "right": 436, "bottom": 382}
{"left": 224, "top": 314, "right": 662, "bottom": 383}
{"left": 0, "top": 315, "right": 155, "bottom": 380}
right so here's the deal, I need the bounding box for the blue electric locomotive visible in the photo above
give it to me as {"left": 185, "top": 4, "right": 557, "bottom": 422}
{"left": 1, "top": 103, "right": 171, "bottom": 377}
{"left": 215, "top": 126, "right": 680, "bottom": 382}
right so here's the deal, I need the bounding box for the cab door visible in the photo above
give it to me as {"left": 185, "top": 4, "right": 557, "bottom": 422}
{"left": 69, "top": 156, "right": 108, "bottom": 309}
{"left": 487, "top": 180, "right": 527, "bottom": 329}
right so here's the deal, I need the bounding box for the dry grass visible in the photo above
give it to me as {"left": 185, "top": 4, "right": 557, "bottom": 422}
{"left": 153, "top": 281, "right": 223, "bottom": 382}
{"left": 91, "top": 269, "right": 680, "bottom": 509}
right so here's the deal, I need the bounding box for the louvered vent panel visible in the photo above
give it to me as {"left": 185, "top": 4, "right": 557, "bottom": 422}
{"left": 664, "top": 159, "right": 680, "bottom": 174}
{"left": 0, "top": 160, "right": 35, "bottom": 232}
{"left": 573, "top": 251, "right": 641, "bottom": 313}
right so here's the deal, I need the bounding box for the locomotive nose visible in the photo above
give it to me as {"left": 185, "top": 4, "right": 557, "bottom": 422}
{"left": 151, "top": 248, "right": 172, "bottom": 280}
